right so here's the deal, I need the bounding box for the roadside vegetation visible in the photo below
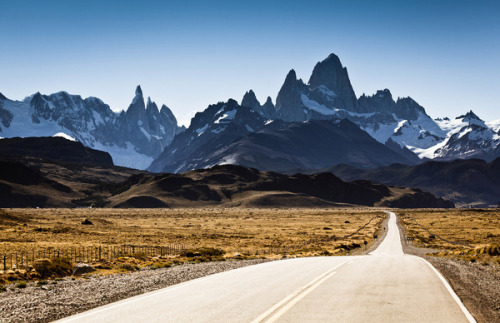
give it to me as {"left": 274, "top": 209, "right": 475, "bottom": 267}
{"left": 399, "top": 209, "right": 500, "bottom": 264}
{"left": 0, "top": 208, "right": 385, "bottom": 284}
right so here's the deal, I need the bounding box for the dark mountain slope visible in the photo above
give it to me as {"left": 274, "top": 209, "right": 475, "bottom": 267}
{"left": 0, "top": 137, "right": 113, "bottom": 166}
{"left": 326, "top": 158, "right": 500, "bottom": 207}
{"left": 109, "top": 164, "right": 453, "bottom": 208}
{"left": 199, "top": 119, "right": 418, "bottom": 172}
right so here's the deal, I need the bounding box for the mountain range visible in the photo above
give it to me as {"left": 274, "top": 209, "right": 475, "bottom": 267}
{"left": 1, "top": 53, "right": 499, "bottom": 173}
{"left": 0, "top": 143, "right": 453, "bottom": 209}
{"left": 0, "top": 86, "right": 183, "bottom": 170}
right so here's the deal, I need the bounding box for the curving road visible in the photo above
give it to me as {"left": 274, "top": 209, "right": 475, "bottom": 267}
{"left": 58, "top": 212, "right": 475, "bottom": 322}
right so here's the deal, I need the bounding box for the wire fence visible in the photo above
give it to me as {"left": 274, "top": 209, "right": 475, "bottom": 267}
{"left": 0, "top": 216, "right": 383, "bottom": 272}
{"left": 1, "top": 244, "right": 188, "bottom": 272}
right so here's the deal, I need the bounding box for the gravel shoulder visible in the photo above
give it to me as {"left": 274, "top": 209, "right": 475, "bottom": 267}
{"left": 0, "top": 259, "right": 271, "bottom": 323}
{"left": 398, "top": 215, "right": 500, "bottom": 323}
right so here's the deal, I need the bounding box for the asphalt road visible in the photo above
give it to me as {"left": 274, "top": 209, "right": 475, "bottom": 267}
{"left": 59, "top": 212, "right": 475, "bottom": 322}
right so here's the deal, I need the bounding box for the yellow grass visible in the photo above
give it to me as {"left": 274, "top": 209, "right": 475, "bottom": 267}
{"left": 0, "top": 208, "right": 384, "bottom": 257}
{"left": 399, "top": 209, "right": 500, "bottom": 262}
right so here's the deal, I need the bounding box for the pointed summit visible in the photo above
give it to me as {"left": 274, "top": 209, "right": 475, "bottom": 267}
{"left": 275, "top": 69, "right": 308, "bottom": 121}
{"left": 459, "top": 110, "right": 482, "bottom": 121}
{"left": 135, "top": 85, "right": 143, "bottom": 97}
{"left": 241, "top": 90, "right": 261, "bottom": 110}
{"left": 146, "top": 97, "right": 159, "bottom": 113}
{"left": 263, "top": 96, "right": 274, "bottom": 108}
{"left": 308, "top": 53, "right": 358, "bottom": 111}
{"left": 284, "top": 69, "right": 297, "bottom": 85}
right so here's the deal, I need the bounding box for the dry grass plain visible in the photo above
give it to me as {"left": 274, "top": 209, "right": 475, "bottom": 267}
{"left": 0, "top": 208, "right": 385, "bottom": 280}
{"left": 399, "top": 209, "right": 500, "bottom": 263}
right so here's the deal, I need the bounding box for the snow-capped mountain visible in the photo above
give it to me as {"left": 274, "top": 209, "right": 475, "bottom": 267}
{"left": 149, "top": 53, "right": 499, "bottom": 173}
{"left": 148, "top": 98, "right": 417, "bottom": 173}
{"left": 2, "top": 53, "right": 498, "bottom": 173}
{"left": 149, "top": 99, "right": 270, "bottom": 173}
{"left": 412, "top": 111, "right": 500, "bottom": 161}
{"left": 272, "top": 54, "right": 446, "bottom": 155}
{"left": 0, "top": 86, "right": 183, "bottom": 169}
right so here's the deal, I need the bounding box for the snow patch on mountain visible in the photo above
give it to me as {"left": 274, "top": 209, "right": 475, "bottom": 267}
{"left": 301, "top": 94, "right": 336, "bottom": 115}
{"left": 215, "top": 109, "right": 237, "bottom": 123}
{"left": 53, "top": 132, "right": 76, "bottom": 141}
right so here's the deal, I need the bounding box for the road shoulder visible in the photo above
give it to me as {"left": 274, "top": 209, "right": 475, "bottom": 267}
{"left": 397, "top": 213, "right": 500, "bottom": 323}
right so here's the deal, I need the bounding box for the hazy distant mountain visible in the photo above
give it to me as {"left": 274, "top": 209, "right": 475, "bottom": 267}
{"left": 325, "top": 158, "right": 500, "bottom": 207}
{"left": 0, "top": 86, "right": 183, "bottom": 169}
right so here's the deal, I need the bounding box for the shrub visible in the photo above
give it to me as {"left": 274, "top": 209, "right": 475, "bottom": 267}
{"left": 0, "top": 285, "right": 6, "bottom": 292}
{"left": 118, "top": 263, "right": 138, "bottom": 272}
{"left": 132, "top": 252, "right": 147, "bottom": 261}
{"left": 150, "top": 262, "right": 172, "bottom": 270}
{"left": 34, "top": 258, "right": 73, "bottom": 279}
{"left": 181, "top": 248, "right": 225, "bottom": 260}
{"left": 16, "top": 281, "right": 27, "bottom": 289}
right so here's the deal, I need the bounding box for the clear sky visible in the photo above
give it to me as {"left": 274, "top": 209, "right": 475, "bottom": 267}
{"left": 1, "top": 0, "right": 499, "bottom": 126}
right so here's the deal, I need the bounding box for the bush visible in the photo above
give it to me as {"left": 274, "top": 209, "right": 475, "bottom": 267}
{"left": 118, "top": 263, "right": 138, "bottom": 272}
{"left": 0, "top": 285, "right": 6, "bottom": 292}
{"left": 34, "top": 258, "right": 73, "bottom": 278}
{"left": 132, "top": 252, "right": 147, "bottom": 261}
{"left": 181, "top": 248, "right": 225, "bottom": 258}
{"left": 16, "top": 281, "right": 27, "bottom": 289}
{"left": 150, "top": 262, "right": 172, "bottom": 270}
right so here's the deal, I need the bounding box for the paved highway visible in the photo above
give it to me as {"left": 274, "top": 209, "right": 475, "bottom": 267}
{"left": 59, "top": 212, "right": 475, "bottom": 322}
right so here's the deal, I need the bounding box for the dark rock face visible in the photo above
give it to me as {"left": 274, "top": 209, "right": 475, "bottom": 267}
{"left": 149, "top": 99, "right": 268, "bottom": 173}
{"left": 115, "top": 86, "right": 182, "bottom": 157}
{"left": 0, "top": 137, "right": 113, "bottom": 166}
{"left": 0, "top": 106, "right": 13, "bottom": 128}
{"left": 307, "top": 53, "right": 358, "bottom": 112}
{"left": 241, "top": 90, "right": 261, "bottom": 110}
{"left": 150, "top": 116, "right": 418, "bottom": 174}
{"left": 275, "top": 70, "right": 309, "bottom": 121}
{"left": 358, "top": 89, "right": 425, "bottom": 120}
{"left": 272, "top": 53, "right": 431, "bottom": 134}
{"left": 261, "top": 97, "right": 276, "bottom": 119}
{"left": 241, "top": 90, "right": 277, "bottom": 119}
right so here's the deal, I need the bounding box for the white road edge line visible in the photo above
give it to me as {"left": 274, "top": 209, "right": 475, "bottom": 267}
{"left": 252, "top": 260, "right": 352, "bottom": 323}
{"left": 418, "top": 257, "right": 476, "bottom": 323}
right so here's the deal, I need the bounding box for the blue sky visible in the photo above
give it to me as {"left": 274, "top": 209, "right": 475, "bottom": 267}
{"left": 1, "top": 0, "right": 499, "bottom": 126}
